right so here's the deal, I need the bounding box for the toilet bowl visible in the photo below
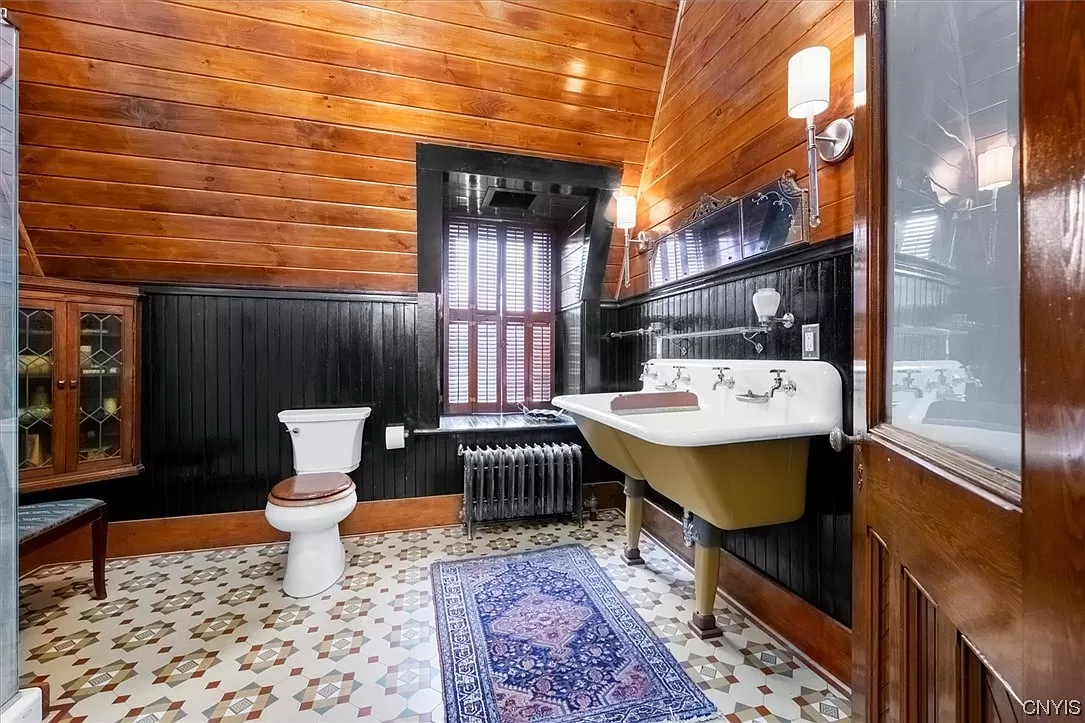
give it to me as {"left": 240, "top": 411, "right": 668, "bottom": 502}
{"left": 265, "top": 406, "right": 371, "bottom": 598}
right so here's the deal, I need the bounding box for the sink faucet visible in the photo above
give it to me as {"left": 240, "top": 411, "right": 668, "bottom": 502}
{"left": 640, "top": 362, "right": 659, "bottom": 385}
{"left": 769, "top": 368, "right": 797, "bottom": 397}
{"left": 926, "top": 367, "right": 964, "bottom": 401}
{"left": 953, "top": 365, "right": 983, "bottom": 390}
{"left": 892, "top": 368, "right": 924, "bottom": 399}
{"left": 712, "top": 366, "right": 735, "bottom": 390}
{"left": 657, "top": 366, "right": 690, "bottom": 391}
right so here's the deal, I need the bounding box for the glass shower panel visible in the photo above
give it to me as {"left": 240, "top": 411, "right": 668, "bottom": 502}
{"left": 0, "top": 11, "right": 19, "bottom": 710}
{"left": 885, "top": 0, "right": 1021, "bottom": 474}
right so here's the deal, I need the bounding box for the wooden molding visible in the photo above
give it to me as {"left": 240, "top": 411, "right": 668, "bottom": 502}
{"left": 20, "top": 494, "right": 464, "bottom": 574}
{"left": 18, "top": 274, "right": 142, "bottom": 298}
{"left": 18, "top": 214, "right": 45, "bottom": 277}
{"left": 19, "top": 464, "right": 144, "bottom": 494}
{"left": 641, "top": 500, "right": 852, "bottom": 686}
{"left": 20, "top": 482, "right": 624, "bottom": 575}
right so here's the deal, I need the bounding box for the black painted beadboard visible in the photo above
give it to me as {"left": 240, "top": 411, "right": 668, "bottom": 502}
{"left": 22, "top": 287, "right": 617, "bottom": 521}
{"left": 601, "top": 245, "right": 855, "bottom": 626}
{"left": 141, "top": 290, "right": 423, "bottom": 516}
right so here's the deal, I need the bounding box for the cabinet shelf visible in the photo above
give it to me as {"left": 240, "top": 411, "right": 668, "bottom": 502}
{"left": 19, "top": 407, "right": 53, "bottom": 423}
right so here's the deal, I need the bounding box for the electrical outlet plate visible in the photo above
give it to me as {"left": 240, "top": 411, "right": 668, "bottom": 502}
{"left": 801, "top": 323, "right": 820, "bottom": 360}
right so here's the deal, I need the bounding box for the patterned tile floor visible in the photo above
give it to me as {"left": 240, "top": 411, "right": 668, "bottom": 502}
{"left": 18, "top": 511, "right": 851, "bottom": 722}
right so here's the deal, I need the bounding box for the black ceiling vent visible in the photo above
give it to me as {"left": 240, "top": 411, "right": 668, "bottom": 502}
{"left": 482, "top": 187, "right": 538, "bottom": 210}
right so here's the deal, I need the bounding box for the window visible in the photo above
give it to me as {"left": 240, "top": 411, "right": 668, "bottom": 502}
{"left": 444, "top": 219, "right": 554, "bottom": 413}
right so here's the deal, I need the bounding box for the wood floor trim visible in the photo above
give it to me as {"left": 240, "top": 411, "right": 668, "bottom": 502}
{"left": 19, "top": 494, "right": 463, "bottom": 574}
{"left": 641, "top": 499, "right": 853, "bottom": 686}
{"left": 19, "top": 482, "right": 625, "bottom": 575}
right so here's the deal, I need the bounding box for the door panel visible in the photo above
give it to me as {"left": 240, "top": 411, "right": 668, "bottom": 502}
{"left": 855, "top": 0, "right": 1085, "bottom": 719}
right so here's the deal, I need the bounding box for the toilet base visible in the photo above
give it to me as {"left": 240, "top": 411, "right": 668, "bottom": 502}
{"left": 282, "top": 524, "right": 347, "bottom": 598}
{"left": 265, "top": 490, "right": 357, "bottom": 599}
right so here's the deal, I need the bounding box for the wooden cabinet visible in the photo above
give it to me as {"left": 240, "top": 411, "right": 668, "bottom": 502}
{"left": 17, "top": 276, "right": 141, "bottom": 492}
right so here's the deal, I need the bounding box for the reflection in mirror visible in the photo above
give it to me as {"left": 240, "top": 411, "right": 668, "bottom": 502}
{"left": 648, "top": 173, "right": 807, "bottom": 288}
{"left": 885, "top": 0, "right": 1020, "bottom": 474}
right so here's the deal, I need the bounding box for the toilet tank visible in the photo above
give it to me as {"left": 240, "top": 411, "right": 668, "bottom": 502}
{"left": 278, "top": 407, "right": 372, "bottom": 474}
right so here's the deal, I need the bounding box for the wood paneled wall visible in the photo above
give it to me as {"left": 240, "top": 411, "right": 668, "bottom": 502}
{"left": 606, "top": 0, "right": 855, "bottom": 297}
{"left": 8, "top": 0, "right": 677, "bottom": 291}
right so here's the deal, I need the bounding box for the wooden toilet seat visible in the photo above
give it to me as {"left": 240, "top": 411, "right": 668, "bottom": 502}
{"left": 269, "top": 473, "right": 356, "bottom": 507}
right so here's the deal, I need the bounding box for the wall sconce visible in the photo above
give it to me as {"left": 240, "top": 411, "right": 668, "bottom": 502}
{"left": 976, "top": 143, "right": 1014, "bottom": 264}
{"left": 977, "top": 144, "right": 1014, "bottom": 191}
{"left": 787, "top": 46, "right": 854, "bottom": 228}
{"left": 614, "top": 193, "right": 658, "bottom": 294}
{"left": 751, "top": 288, "right": 795, "bottom": 328}
{"left": 616, "top": 193, "right": 636, "bottom": 290}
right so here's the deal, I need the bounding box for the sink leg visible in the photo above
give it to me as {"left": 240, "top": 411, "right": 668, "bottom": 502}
{"left": 622, "top": 475, "right": 646, "bottom": 566}
{"left": 688, "top": 515, "right": 723, "bottom": 639}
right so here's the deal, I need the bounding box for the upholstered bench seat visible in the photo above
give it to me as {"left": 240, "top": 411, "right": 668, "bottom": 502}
{"left": 18, "top": 498, "right": 108, "bottom": 599}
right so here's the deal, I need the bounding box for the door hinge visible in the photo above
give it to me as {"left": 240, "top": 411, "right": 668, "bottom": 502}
{"left": 856, "top": 462, "right": 864, "bottom": 490}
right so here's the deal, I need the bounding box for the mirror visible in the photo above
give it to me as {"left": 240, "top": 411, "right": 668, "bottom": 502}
{"left": 648, "top": 173, "right": 807, "bottom": 288}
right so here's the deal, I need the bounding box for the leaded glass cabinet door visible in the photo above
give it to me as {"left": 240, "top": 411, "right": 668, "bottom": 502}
{"left": 17, "top": 299, "right": 68, "bottom": 480}
{"left": 68, "top": 302, "right": 134, "bottom": 473}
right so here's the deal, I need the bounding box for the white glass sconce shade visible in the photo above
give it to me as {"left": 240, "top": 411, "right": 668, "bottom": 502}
{"left": 752, "top": 288, "right": 781, "bottom": 322}
{"left": 788, "top": 46, "right": 830, "bottom": 119}
{"left": 977, "top": 145, "right": 1014, "bottom": 191}
{"left": 616, "top": 194, "right": 637, "bottom": 230}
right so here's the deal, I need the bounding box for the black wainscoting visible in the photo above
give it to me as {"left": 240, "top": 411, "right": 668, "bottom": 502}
{"left": 601, "top": 239, "right": 854, "bottom": 625}
{"left": 23, "top": 286, "right": 617, "bottom": 521}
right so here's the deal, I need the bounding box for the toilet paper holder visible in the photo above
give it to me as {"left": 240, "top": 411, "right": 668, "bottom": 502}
{"left": 385, "top": 424, "right": 408, "bottom": 450}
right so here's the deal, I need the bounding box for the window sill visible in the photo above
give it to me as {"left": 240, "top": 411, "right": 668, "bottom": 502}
{"left": 414, "top": 413, "right": 577, "bottom": 435}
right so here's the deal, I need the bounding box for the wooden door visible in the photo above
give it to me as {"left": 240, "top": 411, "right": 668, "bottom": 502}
{"left": 65, "top": 301, "right": 136, "bottom": 475}
{"left": 851, "top": 1, "right": 1085, "bottom": 720}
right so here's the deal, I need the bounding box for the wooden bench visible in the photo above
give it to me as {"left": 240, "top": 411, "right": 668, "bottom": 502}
{"left": 18, "top": 499, "right": 108, "bottom": 599}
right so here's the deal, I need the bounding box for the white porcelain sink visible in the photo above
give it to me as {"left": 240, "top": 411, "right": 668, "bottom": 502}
{"left": 554, "top": 359, "right": 843, "bottom": 447}
{"left": 555, "top": 358, "right": 842, "bottom": 530}
{"left": 553, "top": 358, "right": 843, "bottom": 639}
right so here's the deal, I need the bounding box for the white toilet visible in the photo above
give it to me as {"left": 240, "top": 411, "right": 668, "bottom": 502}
{"left": 265, "top": 406, "right": 371, "bottom": 598}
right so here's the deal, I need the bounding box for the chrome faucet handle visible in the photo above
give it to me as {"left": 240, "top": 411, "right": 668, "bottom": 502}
{"left": 640, "top": 362, "right": 659, "bottom": 382}
{"left": 898, "top": 367, "right": 922, "bottom": 385}
{"left": 957, "top": 365, "right": 983, "bottom": 388}
{"left": 672, "top": 366, "right": 691, "bottom": 387}
{"left": 892, "top": 367, "right": 924, "bottom": 398}
{"left": 926, "top": 367, "right": 950, "bottom": 392}
{"left": 768, "top": 368, "right": 796, "bottom": 397}
{"left": 712, "top": 366, "right": 735, "bottom": 390}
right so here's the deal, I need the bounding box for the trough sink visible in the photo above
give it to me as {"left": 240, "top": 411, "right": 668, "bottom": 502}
{"left": 553, "top": 358, "right": 842, "bottom": 638}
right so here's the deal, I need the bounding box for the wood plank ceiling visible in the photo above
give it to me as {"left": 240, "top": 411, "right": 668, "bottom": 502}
{"left": 9, "top": 0, "right": 678, "bottom": 291}
{"left": 606, "top": 0, "right": 856, "bottom": 297}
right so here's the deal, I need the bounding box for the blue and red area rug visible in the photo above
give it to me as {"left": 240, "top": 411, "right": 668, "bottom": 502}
{"left": 432, "top": 544, "right": 718, "bottom": 723}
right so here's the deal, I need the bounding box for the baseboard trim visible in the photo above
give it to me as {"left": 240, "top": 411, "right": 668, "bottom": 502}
{"left": 19, "top": 494, "right": 463, "bottom": 574}
{"left": 19, "top": 482, "right": 625, "bottom": 575}
{"left": 641, "top": 500, "right": 852, "bottom": 686}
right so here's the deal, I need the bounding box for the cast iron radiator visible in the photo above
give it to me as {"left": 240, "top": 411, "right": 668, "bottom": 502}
{"left": 458, "top": 443, "right": 583, "bottom": 538}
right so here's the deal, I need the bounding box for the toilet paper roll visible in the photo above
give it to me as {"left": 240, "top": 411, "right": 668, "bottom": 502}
{"left": 385, "top": 424, "right": 407, "bottom": 450}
